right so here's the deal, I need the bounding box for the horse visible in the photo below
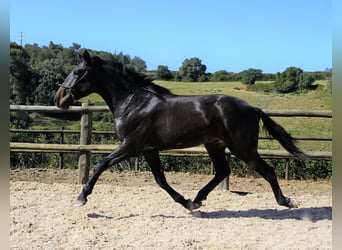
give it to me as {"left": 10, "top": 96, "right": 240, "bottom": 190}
{"left": 55, "top": 50, "right": 308, "bottom": 211}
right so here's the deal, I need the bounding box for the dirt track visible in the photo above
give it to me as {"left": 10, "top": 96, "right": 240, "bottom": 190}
{"left": 10, "top": 169, "right": 332, "bottom": 249}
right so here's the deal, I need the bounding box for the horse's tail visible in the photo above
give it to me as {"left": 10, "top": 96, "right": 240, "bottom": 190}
{"left": 254, "top": 107, "right": 309, "bottom": 161}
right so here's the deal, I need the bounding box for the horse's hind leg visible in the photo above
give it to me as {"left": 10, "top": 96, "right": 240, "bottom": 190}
{"left": 191, "top": 144, "right": 231, "bottom": 210}
{"left": 143, "top": 150, "right": 192, "bottom": 210}
{"left": 248, "top": 155, "right": 298, "bottom": 208}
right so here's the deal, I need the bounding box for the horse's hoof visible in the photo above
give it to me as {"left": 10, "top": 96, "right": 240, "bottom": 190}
{"left": 74, "top": 198, "right": 87, "bottom": 207}
{"left": 186, "top": 199, "right": 194, "bottom": 211}
{"left": 186, "top": 199, "right": 201, "bottom": 211}
{"left": 287, "top": 198, "right": 298, "bottom": 209}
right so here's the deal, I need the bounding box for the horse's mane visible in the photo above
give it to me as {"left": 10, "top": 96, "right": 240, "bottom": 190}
{"left": 92, "top": 55, "right": 172, "bottom": 97}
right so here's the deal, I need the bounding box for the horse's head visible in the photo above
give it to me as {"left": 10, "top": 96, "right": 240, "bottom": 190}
{"left": 55, "top": 50, "right": 95, "bottom": 109}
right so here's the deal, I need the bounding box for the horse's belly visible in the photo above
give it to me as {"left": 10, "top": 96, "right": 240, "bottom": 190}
{"left": 154, "top": 127, "right": 220, "bottom": 150}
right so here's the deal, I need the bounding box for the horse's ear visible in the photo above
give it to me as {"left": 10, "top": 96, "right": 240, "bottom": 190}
{"left": 82, "top": 50, "right": 91, "bottom": 65}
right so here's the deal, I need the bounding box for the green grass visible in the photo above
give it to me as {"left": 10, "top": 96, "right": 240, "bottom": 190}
{"left": 34, "top": 80, "right": 331, "bottom": 152}
{"left": 82, "top": 80, "right": 331, "bottom": 110}
{"left": 155, "top": 80, "right": 332, "bottom": 110}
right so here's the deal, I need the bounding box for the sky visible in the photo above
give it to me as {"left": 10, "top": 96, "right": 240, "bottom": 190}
{"left": 10, "top": 0, "right": 331, "bottom": 73}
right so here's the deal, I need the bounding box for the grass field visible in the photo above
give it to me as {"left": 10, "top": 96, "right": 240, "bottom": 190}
{"left": 82, "top": 80, "right": 331, "bottom": 110}
{"left": 39, "top": 81, "right": 332, "bottom": 152}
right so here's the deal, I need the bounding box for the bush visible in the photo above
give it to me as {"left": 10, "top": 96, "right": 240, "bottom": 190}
{"left": 275, "top": 80, "right": 297, "bottom": 93}
{"left": 265, "top": 159, "right": 331, "bottom": 180}
{"left": 274, "top": 67, "right": 315, "bottom": 93}
{"left": 210, "top": 70, "right": 232, "bottom": 82}
{"left": 246, "top": 82, "right": 275, "bottom": 93}
{"left": 305, "top": 160, "right": 332, "bottom": 179}
{"left": 298, "top": 73, "right": 315, "bottom": 92}
{"left": 240, "top": 68, "right": 262, "bottom": 85}
{"left": 197, "top": 75, "right": 210, "bottom": 82}
{"left": 156, "top": 65, "right": 173, "bottom": 80}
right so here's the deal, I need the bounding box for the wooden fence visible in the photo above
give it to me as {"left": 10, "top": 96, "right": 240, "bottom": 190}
{"left": 10, "top": 104, "right": 332, "bottom": 187}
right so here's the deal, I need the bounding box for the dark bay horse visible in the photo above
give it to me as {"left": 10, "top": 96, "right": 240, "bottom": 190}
{"left": 55, "top": 50, "right": 308, "bottom": 211}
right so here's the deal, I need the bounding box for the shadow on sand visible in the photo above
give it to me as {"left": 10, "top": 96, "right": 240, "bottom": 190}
{"left": 192, "top": 206, "right": 331, "bottom": 222}
{"left": 87, "top": 206, "right": 331, "bottom": 223}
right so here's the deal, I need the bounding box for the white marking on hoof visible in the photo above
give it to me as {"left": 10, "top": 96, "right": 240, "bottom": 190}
{"left": 74, "top": 199, "right": 87, "bottom": 207}
{"left": 288, "top": 198, "right": 299, "bottom": 208}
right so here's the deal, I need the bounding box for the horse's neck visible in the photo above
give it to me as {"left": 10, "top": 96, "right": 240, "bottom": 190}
{"left": 96, "top": 66, "right": 145, "bottom": 114}
{"left": 96, "top": 81, "right": 133, "bottom": 115}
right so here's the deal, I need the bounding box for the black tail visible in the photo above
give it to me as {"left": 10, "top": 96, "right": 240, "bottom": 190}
{"left": 254, "top": 108, "right": 309, "bottom": 161}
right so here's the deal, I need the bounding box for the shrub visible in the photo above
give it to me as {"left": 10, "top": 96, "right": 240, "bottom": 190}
{"left": 240, "top": 68, "right": 262, "bottom": 85}
{"left": 274, "top": 67, "right": 315, "bottom": 93}
{"left": 298, "top": 73, "right": 315, "bottom": 92}
{"left": 246, "top": 82, "right": 275, "bottom": 92}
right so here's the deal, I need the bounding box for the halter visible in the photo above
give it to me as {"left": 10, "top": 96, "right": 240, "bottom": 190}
{"left": 58, "top": 84, "right": 76, "bottom": 103}
{"left": 58, "top": 84, "right": 72, "bottom": 89}
{"left": 58, "top": 70, "right": 89, "bottom": 102}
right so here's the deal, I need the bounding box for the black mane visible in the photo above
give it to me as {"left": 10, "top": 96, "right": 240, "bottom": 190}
{"left": 92, "top": 55, "right": 172, "bottom": 97}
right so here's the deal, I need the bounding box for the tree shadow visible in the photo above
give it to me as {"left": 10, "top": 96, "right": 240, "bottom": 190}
{"left": 193, "top": 206, "right": 331, "bottom": 222}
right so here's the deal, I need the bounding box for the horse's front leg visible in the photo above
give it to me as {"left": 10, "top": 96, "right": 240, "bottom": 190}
{"left": 143, "top": 150, "right": 193, "bottom": 210}
{"left": 75, "top": 142, "right": 133, "bottom": 207}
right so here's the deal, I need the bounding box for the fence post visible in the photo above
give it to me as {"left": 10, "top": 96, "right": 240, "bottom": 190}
{"left": 285, "top": 160, "right": 289, "bottom": 180}
{"left": 134, "top": 156, "right": 140, "bottom": 171}
{"left": 59, "top": 126, "right": 64, "bottom": 169}
{"left": 218, "top": 153, "right": 231, "bottom": 190}
{"left": 78, "top": 103, "right": 92, "bottom": 184}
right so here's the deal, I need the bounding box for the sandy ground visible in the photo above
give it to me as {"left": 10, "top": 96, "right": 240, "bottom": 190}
{"left": 10, "top": 169, "right": 332, "bottom": 249}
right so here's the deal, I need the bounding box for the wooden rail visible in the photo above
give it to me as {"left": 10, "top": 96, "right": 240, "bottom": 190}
{"left": 10, "top": 142, "right": 332, "bottom": 160}
{"left": 10, "top": 104, "right": 332, "bottom": 117}
{"left": 10, "top": 104, "right": 332, "bottom": 186}
{"left": 9, "top": 129, "right": 332, "bottom": 142}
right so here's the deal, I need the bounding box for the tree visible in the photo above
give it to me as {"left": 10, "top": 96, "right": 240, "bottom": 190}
{"left": 56, "top": 45, "right": 80, "bottom": 72}
{"left": 10, "top": 42, "right": 36, "bottom": 105}
{"left": 240, "top": 68, "right": 262, "bottom": 85}
{"left": 298, "top": 72, "right": 315, "bottom": 91}
{"left": 128, "top": 56, "right": 147, "bottom": 73}
{"left": 34, "top": 58, "right": 66, "bottom": 105}
{"left": 178, "top": 57, "right": 206, "bottom": 82}
{"left": 274, "top": 67, "right": 314, "bottom": 93}
{"left": 210, "top": 70, "right": 232, "bottom": 82}
{"left": 156, "top": 65, "right": 173, "bottom": 80}
{"left": 274, "top": 67, "right": 301, "bottom": 93}
{"left": 10, "top": 43, "right": 35, "bottom": 130}
{"left": 197, "top": 74, "right": 210, "bottom": 82}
